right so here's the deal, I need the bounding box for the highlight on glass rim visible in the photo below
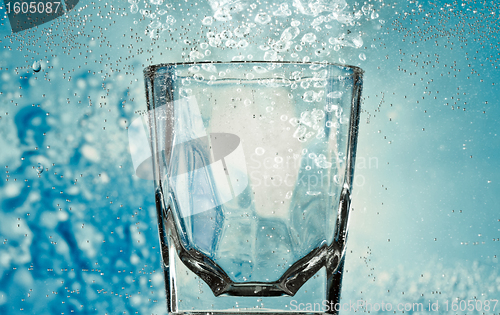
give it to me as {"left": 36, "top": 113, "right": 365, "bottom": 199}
{"left": 0, "top": 1, "right": 498, "bottom": 315}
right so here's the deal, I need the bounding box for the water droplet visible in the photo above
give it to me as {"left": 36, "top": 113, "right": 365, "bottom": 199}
{"left": 36, "top": 163, "right": 44, "bottom": 174}
{"left": 32, "top": 61, "right": 41, "bottom": 72}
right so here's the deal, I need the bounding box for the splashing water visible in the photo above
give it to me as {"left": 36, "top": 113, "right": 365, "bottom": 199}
{"left": 126, "top": 0, "right": 386, "bottom": 63}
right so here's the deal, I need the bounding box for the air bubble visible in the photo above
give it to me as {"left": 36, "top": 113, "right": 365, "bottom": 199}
{"left": 334, "top": 175, "right": 341, "bottom": 184}
{"left": 274, "top": 3, "right": 292, "bottom": 16}
{"left": 253, "top": 66, "right": 267, "bottom": 74}
{"left": 188, "top": 65, "right": 200, "bottom": 73}
{"left": 234, "top": 26, "right": 251, "bottom": 37}
{"left": 130, "top": 3, "right": 138, "bottom": 13}
{"left": 255, "top": 12, "right": 271, "bottom": 24}
{"left": 193, "top": 74, "right": 204, "bottom": 82}
{"left": 301, "top": 33, "right": 316, "bottom": 43}
{"left": 32, "top": 61, "right": 41, "bottom": 72}
{"left": 255, "top": 147, "right": 265, "bottom": 156}
{"left": 306, "top": 191, "right": 321, "bottom": 196}
{"left": 165, "top": 15, "right": 176, "bottom": 25}
{"left": 201, "top": 63, "right": 216, "bottom": 72}
{"left": 264, "top": 51, "right": 278, "bottom": 61}
{"left": 327, "top": 91, "right": 343, "bottom": 98}
{"left": 293, "top": 125, "right": 307, "bottom": 139}
{"left": 202, "top": 16, "right": 213, "bottom": 25}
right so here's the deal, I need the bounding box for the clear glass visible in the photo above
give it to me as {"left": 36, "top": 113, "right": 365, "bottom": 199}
{"left": 143, "top": 61, "right": 363, "bottom": 314}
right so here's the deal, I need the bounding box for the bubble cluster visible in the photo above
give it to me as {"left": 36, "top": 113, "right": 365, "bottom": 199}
{"left": 124, "top": 0, "right": 387, "bottom": 63}
{"left": 290, "top": 108, "right": 329, "bottom": 143}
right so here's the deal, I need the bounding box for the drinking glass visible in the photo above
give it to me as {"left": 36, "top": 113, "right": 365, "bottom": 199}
{"left": 143, "top": 61, "right": 362, "bottom": 314}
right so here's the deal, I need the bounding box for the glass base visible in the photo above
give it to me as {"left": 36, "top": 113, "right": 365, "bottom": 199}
{"left": 154, "top": 190, "right": 345, "bottom": 315}
{"left": 161, "top": 233, "right": 344, "bottom": 315}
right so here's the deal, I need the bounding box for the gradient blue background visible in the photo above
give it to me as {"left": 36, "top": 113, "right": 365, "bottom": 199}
{"left": 0, "top": 0, "right": 498, "bottom": 314}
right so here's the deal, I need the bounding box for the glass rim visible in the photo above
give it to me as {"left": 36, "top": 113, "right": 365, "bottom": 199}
{"left": 144, "top": 60, "right": 364, "bottom": 76}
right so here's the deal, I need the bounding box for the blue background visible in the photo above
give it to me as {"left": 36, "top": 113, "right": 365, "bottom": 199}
{"left": 0, "top": 0, "right": 498, "bottom": 314}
